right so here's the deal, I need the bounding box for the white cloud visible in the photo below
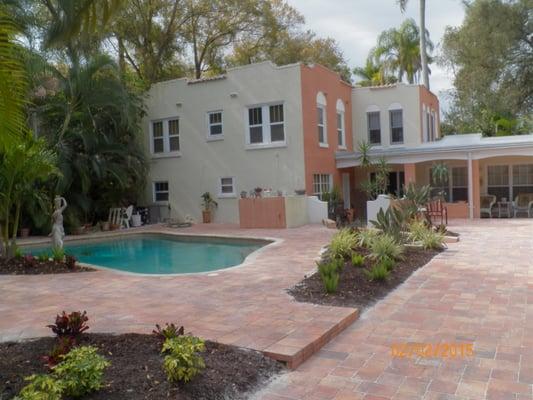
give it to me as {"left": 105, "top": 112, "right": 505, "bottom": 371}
{"left": 286, "top": 0, "right": 466, "bottom": 110}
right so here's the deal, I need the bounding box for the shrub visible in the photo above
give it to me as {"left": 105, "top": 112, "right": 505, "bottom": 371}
{"left": 369, "top": 234, "right": 404, "bottom": 263}
{"left": 52, "top": 346, "right": 109, "bottom": 397}
{"left": 380, "top": 256, "right": 395, "bottom": 271}
{"left": 365, "top": 263, "right": 390, "bottom": 281}
{"left": 329, "top": 229, "right": 357, "bottom": 259}
{"left": 351, "top": 253, "right": 365, "bottom": 267}
{"left": 370, "top": 207, "right": 404, "bottom": 240}
{"left": 47, "top": 311, "right": 89, "bottom": 340}
{"left": 161, "top": 336, "right": 206, "bottom": 383}
{"left": 23, "top": 254, "right": 37, "bottom": 268}
{"left": 64, "top": 255, "right": 77, "bottom": 269}
{"left": 43, "top": 337, "right": 75, "bottom": 368}
{"left": 355, "top": 228, "right": 379, "bottom": 248}
{"left": 14, "top": 246, "right": 23, "bottom": 259}
{"left": 14, "top": 374, "right": 64, "bottom": 400}
{"left": 408, "top": 220, "right": 429, "bottom": 243}
{"left": 153, "top": 323, "right": 185, "bottom": 342}
{"left": 317, "top": 259, "right": 342, "bottom": 293}
{"left": 420, "top": 229, "right": 445, "bottom": 250}
{"left": 37, "top": 252, "right": 49, "bottom": 262}
{"left": 51, "top": 247, "right": 65, "bottom": 263}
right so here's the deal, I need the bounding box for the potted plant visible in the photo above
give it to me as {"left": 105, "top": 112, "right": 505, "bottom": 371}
{"left": 201, "top": 192, "right": 218, "bottom": 223}
{"left": 240, "top": 191, "right": 247, "bottom": 199}
{"left": 100, "top": 220, "right": 110, "bottom": 231}
{"left": 20, "top": 227, "right": 31, "bottom": 238}
{"left": 254, "top": 187, "right": 263, "bottom": 198}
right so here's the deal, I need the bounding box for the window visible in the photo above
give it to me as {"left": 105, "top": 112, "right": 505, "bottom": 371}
{"left": 153, "top": 181, "right": 169, "bottom": 202}
{"left": 430, "top": 112, "right": 435, "bottom": 141}
{"left": 390, "top": 109, "right": 403, "bottom": 144}
{"left": 247, "top": 103, "right": 284, "bottom": 146}
{"left": 367, "top": 112, "right": 381, "bottom": 145}
{"left": 313, "top": 174, "right": 332, "bottom": 199}
{"left": 219, "top": 177, "right": 235, "bottom": 197}
{"left": 317, "top": 106, "right": 327, "bottom": 145}
{"left": 336, "top": 99, "right": 346, "bottom": 149}
{"left": 430, "top": 168, "right": 450, "bottom": 202}
{"left": 451, "top": 167, "right": 468, "bottom": 202}
{"left": 487, "top": 165, "right": 510, "bottom": 201}
{"left": 151, "top": 118, "right": 180, "bottom": 154}
{"left": 512, "top": 164, "right": 533, "bottom": 198}
{"left": 207, "top": 111, "right": 223, "bottom": 139}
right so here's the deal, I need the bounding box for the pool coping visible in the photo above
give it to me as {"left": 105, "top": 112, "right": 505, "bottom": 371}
{"left": 22, "top": 229, "right": 283, "bottom": 277}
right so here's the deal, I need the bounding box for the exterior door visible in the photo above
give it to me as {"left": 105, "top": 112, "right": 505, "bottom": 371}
{"left": 342, "top": 173, "right": 350, "bottom": 209}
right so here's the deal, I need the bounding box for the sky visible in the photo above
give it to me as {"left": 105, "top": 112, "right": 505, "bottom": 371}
{"left": 285, "top": 0, "right": 466, "bottom": 110}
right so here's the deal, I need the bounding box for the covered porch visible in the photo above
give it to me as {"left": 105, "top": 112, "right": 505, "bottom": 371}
{"left": 337, "top": 134, "right": 533, "bottom": 220}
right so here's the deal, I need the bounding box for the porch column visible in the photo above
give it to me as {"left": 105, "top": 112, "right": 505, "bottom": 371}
{"left": 467, "top": 154, "right": 480, "bottom": 219}
{"left": 404, "top": 163, "right": 416, "bottom": 185}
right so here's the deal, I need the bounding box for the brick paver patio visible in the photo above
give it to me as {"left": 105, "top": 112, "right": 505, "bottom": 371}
{"left": 256, "top": 219, "right": 533, "bottom": 400}
{"left": 0, "top": 224, "right": 357, "bottom": 368}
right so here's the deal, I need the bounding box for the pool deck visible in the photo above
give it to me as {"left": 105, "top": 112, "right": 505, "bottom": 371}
{"left": 1, "top": 223, "right": 358, "bottom": 369}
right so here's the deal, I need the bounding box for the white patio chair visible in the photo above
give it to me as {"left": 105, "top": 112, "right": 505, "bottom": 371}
{"left": 513, "top": 194, "right": 533, "bottom": 217}
{"left": 108, "top": 207, "right": 122, "bottom": 227}
{"left": 479, "top": 195, "right": 496, "bottom": 218}
{"left": 121, "top": 205, "right": 134, "bottom": 229}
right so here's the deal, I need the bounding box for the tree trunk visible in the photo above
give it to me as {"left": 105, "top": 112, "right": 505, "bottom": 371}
{"left": 118, "top": 36, "right": 126, "bottom": 77}
{"left": 419, "top": 0, "right": 430, "bottom": 89}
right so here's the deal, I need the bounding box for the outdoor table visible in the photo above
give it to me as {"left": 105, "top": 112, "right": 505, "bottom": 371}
{"left": 497, "top": 201, "right": 512, "bottom": 218}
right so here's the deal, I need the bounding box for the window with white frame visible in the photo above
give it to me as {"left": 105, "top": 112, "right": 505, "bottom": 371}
{"left": 367, "top": 111, "right": 381, "bottom": 145}
{"left": 512, "top": 164, "right": 533, "bottom": 198}
{"left": 451, "top": 167, "right": 468, "bottom": 202}
{"left": 426, "top": 111, "right": 431, "bottom": 142}
{"left": 207, "top": 111, "right": 223, "bottom": 138}
{"left": 247, "top": 103, "right": 284, "bottom": 145}
{"left": 336, "top": 99, "right": 345, "bottom": 148}
{"left": 219, "top": 177, "right": 235, "bottom": 197}
{"left": 313, "top": 174, "right": 332, "bottom": 199}
{"left": 151, "top": 118, "right": 180, "bottom": 154}
{"left": 390, "top": 109, "right": 403, "bottom": 144}
{"left": 487, "top": 165, "right": 510, "bottom": 201}
{"left": 317, "top": 106, "right": 326, "bottom": 145}
{"left": 430, "top": 112, "right": 435, "bottom": 141}
{"left": 153, "top": 181, "right": 169, "bottom": 202}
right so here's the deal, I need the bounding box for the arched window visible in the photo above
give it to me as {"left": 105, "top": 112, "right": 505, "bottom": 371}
{"left": 336, "top": 99, "right": 346, "bottom": 148}
{"left": 366, "top": 105, "right": 381, "bottom": 145}
{"left": 316, "top": 92, "right": 327, "bottom": 146}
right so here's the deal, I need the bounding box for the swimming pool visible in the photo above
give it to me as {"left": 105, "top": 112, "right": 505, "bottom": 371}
{"left": 25, "top": 234, "right": 270, "bottom": 275}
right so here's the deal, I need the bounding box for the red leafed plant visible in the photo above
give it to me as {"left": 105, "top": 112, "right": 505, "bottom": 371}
{"left": 47, "top": 311, "right": 89, "bottom": 339}
{"left": 23, "top": 254, "right": 37, "bottom": 268}
{"left": 42, "top": 336, "right": 74, "bottom": 368}
{"left": 152, "top": 323, "right": 184, "bottom": 342}
{"left": 65, "top": 254, "right": 77, "bottom": 269}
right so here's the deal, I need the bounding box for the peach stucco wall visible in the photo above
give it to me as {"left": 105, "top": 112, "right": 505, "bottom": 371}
{"left": 419, "top": 86, "right": 440, "bottom": 141}
{"left": 300, "top": 64, "right": 353, "bottom": 196}
{"left": 239, "top": 197, "right": 286, "bottom": 229}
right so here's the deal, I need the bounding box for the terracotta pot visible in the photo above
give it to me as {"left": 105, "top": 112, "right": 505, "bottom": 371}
{"left": 100, "top": 221, "right": 110, "bottom": 231}
{"left": 20, "top": 228, "right": 30, "bottom": 238}
{"left": 202, "top": 210, "right": 212, "bottom": 223}
{"left": 74, "top": 226, "right": 86, "bottom": 235}
{"left": 109, "top": 223, "right": 120, "bottom": 231}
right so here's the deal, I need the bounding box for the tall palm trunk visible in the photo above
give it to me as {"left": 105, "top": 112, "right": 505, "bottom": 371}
{"left": 419, "top": 0, "right": 430, "bottom": 89}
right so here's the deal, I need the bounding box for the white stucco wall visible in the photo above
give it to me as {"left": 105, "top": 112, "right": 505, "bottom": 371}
{"left": 351, "top": 84, "right": 421, "bottom": 148}
{"left": 143, "top": 62, "right": 306, "bottom": 223}
{"left": 284, "top": 196, "right": 308, "bottom": 228}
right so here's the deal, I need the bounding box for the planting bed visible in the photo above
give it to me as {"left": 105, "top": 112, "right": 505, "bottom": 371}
{"left": 0, "top": 257, "right": 93, "bottom": 275}
{"left": 288, "top": 246, "right": 441, "bottom": 309}
{"left": 0, "top": 333, "right": 283, "bottom": 400}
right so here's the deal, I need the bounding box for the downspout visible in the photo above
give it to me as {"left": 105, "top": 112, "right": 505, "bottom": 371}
{"left": 468, "top": 152, "right": 473, "bottom": 219}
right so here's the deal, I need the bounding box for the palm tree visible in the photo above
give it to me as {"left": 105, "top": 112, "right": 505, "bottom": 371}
{"left": 398, "top": 0, "right": 430, "bottom": 89}
{"left": 353, "top": 55, "right": 397, "bottom": 87}
{"left": 373, "top": 19, "right": 433, "bottom": 84}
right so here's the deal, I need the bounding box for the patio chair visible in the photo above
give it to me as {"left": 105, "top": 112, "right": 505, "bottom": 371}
{"left": 108, "top": 207, "right": 122, "bottom": 227}
{"left": 426, "top": 199, "right": 448, "bottom": 226}
{"left": 480, "top": 194, "right": 496, "bottom": 218}
{"left": 121, "top": 205, "right": 134, "bottom": 229}
{"left": 513, "top": 193, "right": 533, "bottom": 217}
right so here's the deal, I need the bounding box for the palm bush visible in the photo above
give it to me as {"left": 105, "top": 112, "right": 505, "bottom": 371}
{"left": 408, "top": 219, "right": 429, "bottom": 242}
{"left": 317, "top": 258, "right": 343, "bottom": 293}
{"left": 420, "top": 229, "right": 445, "bottom": 250}
{"left": 355, "top": 228, "right": 380, "bottom": 248}
{"left": 370, "top": 207, "right": 404, "bottom": 240}
{"left": 329, "top": 229, "right": 357, "bottom": 259}
{"left": 365, "top": 263, "right": 390, "bottom": 281}
{"left": 369, "top": 234, "right": 404, "bottom": 263}
{"left": 351, "top": 253, "right": 365, "bottom": 267}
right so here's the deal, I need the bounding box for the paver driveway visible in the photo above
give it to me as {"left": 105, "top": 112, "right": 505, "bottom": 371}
{"left": 257, "top": 219, "right": 533, "bottom": 400}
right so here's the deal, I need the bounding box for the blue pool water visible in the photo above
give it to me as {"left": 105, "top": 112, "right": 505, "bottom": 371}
{"left": 25, "top": 235, "right": 267, "bottom": 274}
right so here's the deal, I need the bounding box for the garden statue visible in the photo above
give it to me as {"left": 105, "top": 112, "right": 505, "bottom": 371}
{"left": 50, "top": 196, "right": 67, "bottom": 249}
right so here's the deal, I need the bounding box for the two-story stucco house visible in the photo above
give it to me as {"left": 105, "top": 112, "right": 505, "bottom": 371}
{"left": 143, "top": 61, "right": 533, "bottom": 223}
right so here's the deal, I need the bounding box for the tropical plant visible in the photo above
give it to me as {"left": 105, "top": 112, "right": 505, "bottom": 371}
{"left": 365, "top": 262, "right": 390, "bottom": 281}
{"left": 14, "top": 373, "right": 64, "bottom": 400}
{"left": 368, "top": 234, "right": 404, "bottom": 263}
{"left": 51, "top": 247, "right": 65, "bottom": 263}
{"left": 52, "top": 346, "right": 110, "bottom": 398}
{"left": 351, "top": 253, "right": 365, "bottom": 268}
{"left": 23, "top": 254, "right": 37, "bottom": 268}
{"left": 380, "top": 256, "right": 395, "bottom": 271}
{"left": 47, "top": 311, "right": 89, "bottom": 340}
{"left": 43, "top": 337, "right": 75, "bottom": 368}
{"left": 201, "top": 192, "right": 218, "bottom": 212}
{"left": 64, "top": 254, "right": 77, "bottom": 269}
{"left": 317, "top": 259, "right": 341, "bottom": 294}
{"left": 153, "top": 323, "right": 185, "bottom": 342}
{"left": 370, "top": 207, "right": 403, "bottom": 240}
{"left": 161, "top": 335, "right": 206, "bottom": 383}
{"left": 419, "top": 229, "right": 445, "bottom": 250}
{"left": 38, "top": 252, "right": 50, "bottom": 262}
{"left": 408, "top": 219, "right": 430, "bottom": 242}
{"left": 353, "top": 55, "right": 397, "bottom": 87}
{"left": 0, "top": 138, "right": 58, "bottom": 257}
{"left": 355, "top": 228, "right": 380, "bottom": 248}
{"left": 358, "top": 145, "right": 390, "bottom": 200}
{"left": 329, "top": 229, "right": 357, "bottom": 259}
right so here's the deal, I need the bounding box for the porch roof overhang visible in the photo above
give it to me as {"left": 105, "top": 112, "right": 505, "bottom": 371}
{"left": 337, "top": 133, "right": 533, "bottom": 168}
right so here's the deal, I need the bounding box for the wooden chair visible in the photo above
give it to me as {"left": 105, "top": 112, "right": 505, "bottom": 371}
{"left": 426, "top": 199, "right": 448, "bottom": 226}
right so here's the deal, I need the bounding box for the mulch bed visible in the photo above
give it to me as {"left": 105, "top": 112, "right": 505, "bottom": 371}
{"left": 0, "top": 257, "right": 94, "bottom": 275}
{"left": 0, "top": 333, "right": 284, "bottom": 400}
{"left": 288, "top": 246, "right": 441, "bottom": 309}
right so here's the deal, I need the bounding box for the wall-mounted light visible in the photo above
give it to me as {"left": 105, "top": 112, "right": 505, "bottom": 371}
{"left": 229, "top": 92, "right": 238, "bottom": 98}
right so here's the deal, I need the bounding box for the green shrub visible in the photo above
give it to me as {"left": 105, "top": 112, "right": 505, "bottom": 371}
{"left": 420, "top": 229, "right": 445, "bottom": 250}
{"left": 380, "top": 256, "right": 395, "bottom": 271}
{"left": 369, "top": 234, "right": 404, "bottom": 262}
{"left": 51, "top": 247, "right": 65, "bottom": 263}
{"left": 329, "top": 229, "right": 357, "bottom": 259}
{"left": 37, "top": 252, "right": 50, "bottom": 262}
{"left": 355, "top": 228, "right": 379, "bottom": 248}
{"left": 162, "top": 335, "right": 206, "bottom": 383}
{"left": 14, "top": 374, "right": 64, "bottom": 400}
{"left": 408, "top": 220, "right": 429, "bottom": 242}
{"left": 317, "top": 258, "right": 342, "bottom": 293}
{"left": 351, "top": 253, "right": 365, "bottom": 267}
{"left": 14, "top": 246, "right": 23, "bottom": 259}
{"left": 52, "top": 346, "right": 109, "bottom": 397}
{"left": 365, "top": 263, "right": 390, "bottom": 281}
{"left": 370, "top": 207, "right": 404, "bottom": 240}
